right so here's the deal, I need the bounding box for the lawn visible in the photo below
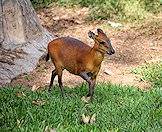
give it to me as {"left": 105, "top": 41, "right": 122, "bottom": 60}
{"left": 0, "top": 83, "right": 162, "bottom": 131}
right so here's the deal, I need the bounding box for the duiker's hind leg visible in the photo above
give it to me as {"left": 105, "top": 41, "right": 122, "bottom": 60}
{"left": 49, "top": 69, "right": 57, "bottom": 91}
{"left": 57, "top": 69, "right": 64, "bottom": 97}
{"left": 51, "top": 58, "right": 64, "bottom": 96}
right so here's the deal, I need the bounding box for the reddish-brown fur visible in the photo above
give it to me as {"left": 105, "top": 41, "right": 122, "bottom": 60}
{"left": 46, "top": 29, "right": 115, "bottom": 99}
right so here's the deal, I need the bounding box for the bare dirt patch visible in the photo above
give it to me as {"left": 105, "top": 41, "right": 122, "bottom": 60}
{"left": 10, "top": 5, "right": 162, "bottom": 90}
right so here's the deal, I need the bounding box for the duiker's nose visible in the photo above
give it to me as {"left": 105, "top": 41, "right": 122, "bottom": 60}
{"left": 111, "top": 48, "right": 115, "bottom": 54}
{"left": 110, "top": 48, "right": 115, "bottom": 55}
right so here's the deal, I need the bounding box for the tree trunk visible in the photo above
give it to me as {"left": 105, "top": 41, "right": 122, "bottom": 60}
{"left": 0, "top": 0, "right": 54, "bottom": 86}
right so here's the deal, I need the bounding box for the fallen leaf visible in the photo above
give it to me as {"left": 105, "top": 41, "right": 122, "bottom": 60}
{"left": 32, "top": 99, "right": 46, "bottom": 106}
{"left": 49, "top": 128, "right": 56, "bottom": 132}
{"left": 44, "top": 126, "right": 56, "bottom": 132}
{"left": 17, "top": 119, "right": 20, "bottom": 128}
{"left": 81, "top": 114, "right": 90, "bottom": 124}
{"left": 16, "top": 92, "right": 26, "bottom": 97}
{"left": 31, "top": 85, "right": 39, "bottom": 91}
{"left": 81, "top": 96, "right": 91, "bottom": 103}
{"left": 90, "top": 113, "right": 96, "bottom": 124}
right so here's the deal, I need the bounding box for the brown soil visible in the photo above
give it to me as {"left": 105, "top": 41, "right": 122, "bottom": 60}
{"left": 11, "top": 5, "right": 162, "bottom": 90}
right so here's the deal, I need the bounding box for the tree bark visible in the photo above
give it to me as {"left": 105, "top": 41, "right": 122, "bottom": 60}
{"left": 0, "top": 0, "right": 54, "bottom": 86}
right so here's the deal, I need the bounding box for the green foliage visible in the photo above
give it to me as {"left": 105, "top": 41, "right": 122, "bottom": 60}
{"left": 89, "top": 0, "right": 159, "bottom": 21}
{"left": 1, "top": 84, "right": 162, "bottom": 131}
{"left": 133, "top": 61, "right": 162, "bottom": 87}
{"left": 30, "top": 0, "right": 54, "bottom": 8}
{"left": 142, "top": 0, "right": 160, "bottom": 13}
{"left": 31, "top": 0, "right": 160, "bottom": 21}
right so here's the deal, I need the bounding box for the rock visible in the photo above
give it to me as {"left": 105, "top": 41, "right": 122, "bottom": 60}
{"left": 108, "top": 21, "right": 123, "bottom": 28}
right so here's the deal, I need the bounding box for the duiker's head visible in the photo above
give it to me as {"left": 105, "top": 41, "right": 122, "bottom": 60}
{"left": 88, "top": 29, "right": 115, "bottom": 55}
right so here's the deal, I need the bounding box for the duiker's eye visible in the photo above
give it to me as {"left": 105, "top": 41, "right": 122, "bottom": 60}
{"left": 100, "top": 41, "right": 105, "bottom": 44}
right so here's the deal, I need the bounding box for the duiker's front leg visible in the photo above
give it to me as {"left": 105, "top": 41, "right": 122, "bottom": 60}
{"left": 80, "top": 72, "right": 96, "bottom": 99}
{"left": 87, "top": 77, "right": 96, "bottom": 98}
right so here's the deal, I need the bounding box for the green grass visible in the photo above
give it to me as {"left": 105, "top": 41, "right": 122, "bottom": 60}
{"left": 0, "top": 84, "right": 162, "bottom": 131}
{"left": 133, "top": 61, "right": 162, "bottom": 88}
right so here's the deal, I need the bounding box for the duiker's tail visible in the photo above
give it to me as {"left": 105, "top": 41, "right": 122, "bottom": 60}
{"left": 46, "top": 53, "right": 50, "bottom": 62}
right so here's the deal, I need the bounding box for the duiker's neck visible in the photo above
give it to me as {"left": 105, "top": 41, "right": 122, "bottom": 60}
{"left": 90, "top": 43, "right": 105, "bottom": 65}
{"left": 92, "top": 43, "right": 105, "bottom": 56}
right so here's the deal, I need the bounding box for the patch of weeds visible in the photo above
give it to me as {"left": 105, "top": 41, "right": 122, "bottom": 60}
{"left": 132, "top": 61, "right": 162, "bottom": 87}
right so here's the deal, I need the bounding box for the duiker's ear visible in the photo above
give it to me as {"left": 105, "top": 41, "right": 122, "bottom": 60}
{"left": 88, "top": 31, "right": 96, "bottom": 39}
{"left": 97, "top": 28, "right": 104, "bottom": 34}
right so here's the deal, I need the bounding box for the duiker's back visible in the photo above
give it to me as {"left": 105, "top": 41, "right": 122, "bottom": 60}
{"left": 47, "top": 37, "right": 91, "bottom": 73}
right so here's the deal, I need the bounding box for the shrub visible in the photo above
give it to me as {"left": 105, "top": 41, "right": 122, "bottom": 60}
{"left": 30, "top": 0, "right": 54, "bottom": 8}
{"left": 31, "top": 0, "right": 160, "bottom": 21}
